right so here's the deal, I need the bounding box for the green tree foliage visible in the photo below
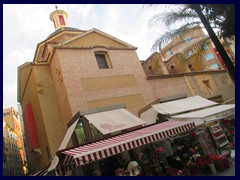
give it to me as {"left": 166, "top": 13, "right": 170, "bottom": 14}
{"left": 201, "top": 4, "right": 235, "bottom": 38}
{"left": 148, "top": 4, "right": 235, "bottom": 81}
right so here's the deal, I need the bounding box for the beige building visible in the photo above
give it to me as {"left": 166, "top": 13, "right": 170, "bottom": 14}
{"left": 142, "top": 28, "right": 226, "bottom": 75}
{"left": 3, "top": 106, "right": 27, "bottom": 174}
{"left": 3, "top": 119, "right": 24, "bottom": 176}
{"left": 17, "top": 9, "right": 235, "bottom": 170}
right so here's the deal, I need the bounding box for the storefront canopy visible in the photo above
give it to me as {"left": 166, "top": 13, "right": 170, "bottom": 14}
{"left": 58, "top": 120, "right": 195, "bottom": 171}
{"left": 84, "top": 108, "right": 146, "bottom": 135}
{"left": 152, "top": 95, "right": 218, "bottom": 115}
{"left": 48, "top": 106, "right": 146, "bottom": 174}
{"left": 170, "top": 104, "right": 235, "bottom": 126}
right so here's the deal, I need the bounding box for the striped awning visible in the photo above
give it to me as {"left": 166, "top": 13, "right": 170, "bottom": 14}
{"left": 59, "top": 120, "right": 195, "bottom": 170}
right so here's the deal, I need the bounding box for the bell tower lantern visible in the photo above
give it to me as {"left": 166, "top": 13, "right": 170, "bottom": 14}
{"left": 50, "top": 7, "right": 68, "bottom": 30}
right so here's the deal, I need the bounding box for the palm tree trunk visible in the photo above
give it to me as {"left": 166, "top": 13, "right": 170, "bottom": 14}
{"left": 190, "top": 4, "right": 235, "bottom": 82}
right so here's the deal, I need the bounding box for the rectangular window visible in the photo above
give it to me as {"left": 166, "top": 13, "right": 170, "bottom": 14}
{"left": 205, "top": 53, "right": 214, "bottom": 61}
{"left": 90, "top": 124, "right": 102, "bottom": 140}
{"left": 203, "top": 44, "right": 209, "bottom": 50}
{"left": 185, "top": 50, "right": 193, "bottom": 59}
{"left": 95, "top": 52, "right": 112, "bottom": 69}
{"left": 210, "top": 63, "right": 218, "bottom": 69}
{"left": 184, "top": 36, "right": 191, "bottom": 43}
{"left": 166, "top": 50, "right": 172, "bottom": 55}
{"left": 75, "top": 122, "right": 86, "bottom": 145}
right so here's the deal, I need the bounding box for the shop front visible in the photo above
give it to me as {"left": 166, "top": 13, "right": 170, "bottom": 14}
{"left": 139, "top": 95, "right": 235, "bottom": 157}
{"left": 170, "top": 104, "right": 235, "bottom": 155}
{"left": 137, "top": 95, "right": 235, "bottom": 176}
{"left": 47, "top": 97, "right": 234, "bottom": 176}
{"left": 55, "top": 120, "right": 196, "bottom": 176}
{"left": 47, "top": 104, "right": 147, "bottom": 175}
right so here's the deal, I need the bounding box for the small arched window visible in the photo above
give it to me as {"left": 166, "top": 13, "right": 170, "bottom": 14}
{"left": 95, "top": 51, "right": 112, "bottom": 69}
{"left": 170, "top": 65, "right": 175, "bottom": 70}
{"left": 59, "top": 15, "right": 65, "bottom": 25}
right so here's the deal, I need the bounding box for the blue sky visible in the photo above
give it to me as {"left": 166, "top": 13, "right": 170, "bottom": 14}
{"left": 3, "top": 4, "right": 171, "bottom": 110}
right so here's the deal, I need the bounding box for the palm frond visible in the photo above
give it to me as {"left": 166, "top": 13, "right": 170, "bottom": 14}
{"left": 151, "top": 22, "right": 203, "bottom": 51}
{"left": 148, "top": 5, "right": 199, "bottom": 29}
{"left": 180, "top": 36, "right": 211, "bottom": 71}
{"left": 164, "top": 8, "right": 199, "bottom": 28}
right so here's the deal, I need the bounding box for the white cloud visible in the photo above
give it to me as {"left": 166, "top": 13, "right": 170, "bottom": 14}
{"left": 3, "top": 48, "right": 34, "bottom": 109}
{"left": 3, "top": 4, "right": 168, "bottom": 110}
{"left": 3, "top": 82, "right": 18, "bottom": 109}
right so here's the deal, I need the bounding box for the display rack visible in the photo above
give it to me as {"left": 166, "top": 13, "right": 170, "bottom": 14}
{"left": 198, "top": 130, "right": 216, "bottom": 154}
{"left": 207, "top": 121, "right": 229, "bottom": 150}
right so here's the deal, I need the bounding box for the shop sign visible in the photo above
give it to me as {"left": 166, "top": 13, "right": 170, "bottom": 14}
{"left": 205, "top": 120, "right": 218, "bottom": 127}
{"left": 205, "top": 109, "right": 235, "bottom": 122}
{"left": 215, "top": 109, "right": 235, "bottom": 119}
{"left": 100, "top": 123, "right": 126, "bottom": 131}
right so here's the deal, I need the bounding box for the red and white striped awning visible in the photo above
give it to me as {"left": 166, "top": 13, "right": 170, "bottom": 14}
{"left": 59, "top": 120, "right": 195, "bottom": 170}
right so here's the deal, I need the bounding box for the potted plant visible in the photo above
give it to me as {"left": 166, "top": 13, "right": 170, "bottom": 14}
{"left": 209, "top": 154, "right": 225, "bottom": 172}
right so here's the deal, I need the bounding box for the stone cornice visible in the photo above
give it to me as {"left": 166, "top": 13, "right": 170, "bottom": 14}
{"left": 146, "top": 69, "right": 226, "bottom": 80}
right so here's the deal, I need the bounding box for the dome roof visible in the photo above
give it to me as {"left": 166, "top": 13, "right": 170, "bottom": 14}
{"left": 47, "top": 27, "right": 84, "bottom": 39}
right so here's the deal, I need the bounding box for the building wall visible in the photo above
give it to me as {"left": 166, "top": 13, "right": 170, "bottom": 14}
{"left": 69, "top": 32, "right": 128, "bottom": 48}
{"left": 142, "top": 53, "right": 169, "bottom": 75}
{"left": 53, "top": 47, "right": 155, "bottom": 120}
{"left": 21, "top": 66, "right": 66, "bottom": 170}
{"left": 147, "top": 76, "right": 192, "bottom": 99}
{"left": 21, "top": 71, "right": 48, "bottom": 170}
{"left": 17, "top": 104, "right": 29, "bottom": 174}
{"left": 33, "top": 66, "right": 67, "bottom": 155}
{"left": 211, "top": 73, "right": 235, "bottom": 102}
{"left": 165, "top": 54, "right": 191, "bottom": 73}
{"left": 3, "top": 108, "right": 26, "bottom": 175}
{"left": 50, "top": 50, "right": 78, "bottom": 126}
{"left": 183, "top": 72, "right": 235, "bottom": 101}
{"left": 161, "top": 28, "right": 205, "bottom": 58}
{"left": 3, "top": 121, "right": 24, "bottom": 176}
{"left": 161, "top": 28, "right": 223, "bottom": 71}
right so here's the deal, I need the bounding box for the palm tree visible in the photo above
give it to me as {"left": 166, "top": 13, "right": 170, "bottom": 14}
{"left": 190, "top": 4, "right": 235, "bottom": 82}
{"left": 148, "top": 4, "right": 235, "bottom": 82}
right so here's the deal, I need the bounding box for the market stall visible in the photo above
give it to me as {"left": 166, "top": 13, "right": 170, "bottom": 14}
{"left": 55, "top": 120, "right": 195, "bottom": 176}
{"left": 170, "top": 104, "right": 235, "bottom": 155}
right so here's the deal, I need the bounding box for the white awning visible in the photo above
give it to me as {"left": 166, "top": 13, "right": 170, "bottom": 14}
{"left": 85, "top": 108, "right": 146, "bottom": 135}
{"left": 152, "top": 95, "right": 218, "bottom": 115}
{"left": 140, "top": 108, "right": 158, "bottom": 125}
{"left": 31, "top": 164, "right": 51, "bottom": 176}
{"left": 47, "top": 120, "right": 79, "bottom": 173}
{"left": 170, "top": 104, "right": 235, "bottom": 125}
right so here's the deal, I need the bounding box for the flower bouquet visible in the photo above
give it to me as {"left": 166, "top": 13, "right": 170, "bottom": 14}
{"left": 155, "top": 147, "right": 166, "bottom": 153}
{"left": 196, "top": 156, "right": 211, "bottom": 174}
{"left": 186, "top": 159, "right": 198, "bottom": 175}
{"left": 165, "top": 166, "right": 177, "bottom": 176}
